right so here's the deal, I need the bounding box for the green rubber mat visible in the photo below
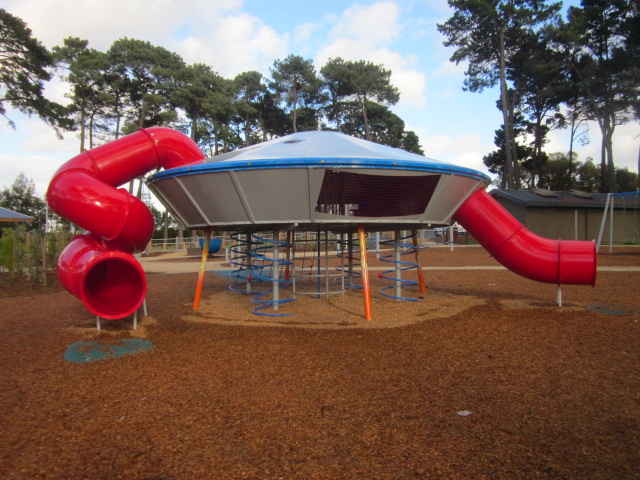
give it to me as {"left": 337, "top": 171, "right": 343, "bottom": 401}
{"left": 64, "top": 339, "right": 153, "bottom": 363}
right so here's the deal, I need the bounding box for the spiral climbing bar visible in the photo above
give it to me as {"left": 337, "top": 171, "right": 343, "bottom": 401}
{"left": 250, "top": 231, "right": 295, "bottom": 316}
{"left": 335, "top": 232, "right": 362, "bottom": 290}
{"left": 378, "top": 230, "right": 423, "bottom": 301}
{"left": 228, "top": 232, "right": 263, "bottom": 294}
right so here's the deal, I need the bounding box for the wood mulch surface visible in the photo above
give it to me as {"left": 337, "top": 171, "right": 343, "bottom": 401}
{"left": 1, "top": 246, "right": 639, "bottom": 479}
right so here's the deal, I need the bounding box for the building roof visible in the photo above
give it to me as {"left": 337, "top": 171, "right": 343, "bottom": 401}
{"left": 0, "top": 206, "right": 34, "bottom": 222}
{"left": 490, "top": 189, "right": 640, "bottom": 209}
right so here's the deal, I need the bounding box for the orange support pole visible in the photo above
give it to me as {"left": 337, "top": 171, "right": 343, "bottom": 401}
{"left": 358, "top": 224, "right": 373, "bottom": 321}
{"left": 412, "top": 229, "right": 427, "bottom": 294}
{"left": 193, "top": 230, "right": 212, "bottom": 309}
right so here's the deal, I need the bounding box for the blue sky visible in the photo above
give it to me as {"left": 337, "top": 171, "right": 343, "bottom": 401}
{"left": 0, "top": 0, "right": 637, "bottom": 196}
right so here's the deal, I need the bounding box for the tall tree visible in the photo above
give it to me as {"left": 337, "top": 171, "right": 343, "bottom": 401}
{"left": 319, "top": 57, "right": 352, "bottom": 131}
{"left": 255, "top": 90, "right": 290, "bottom": 141}
{"left": 233, "top": 71, "right": 266, "bottom": 146}
{"left": 175, "top": 63, "right": 231, "bottom": 144}
{"left": 556, "top": 0, "right": 638, "bottom": 192}
{"left": 564, "top": 99, "right": 590, "bottom": 189}
{"left": 53, "top": 37, "right": 111, "bottom": 151}
{"left": 347, "top": 60, "right": 400, "bottom": 141}
{"left": 107, "top": 38, "right": 185, "bottom": 132}
{"left": 483, "top": 125, "right": 533, "bottom": 188}
{"left": 0, "top": 9, "right": 70, "bottom": 133}
{"left": 438, "top": 0, "right": 562, "bottom": 189}
{"left": 270, "top": 55, "right": 320, "bottom": 133}
{"left": 341, "top": 101, "right": 423, "bottom": 154}
{"left": 321, "top": 58, "right": 400, "bottom": 141}
{"left": 510, "top": 31, "right": 569, "bottom": 187}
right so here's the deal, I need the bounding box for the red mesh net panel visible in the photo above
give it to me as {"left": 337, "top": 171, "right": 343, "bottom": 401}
{"left": 315, "top": 170, "right": 440, "bottom": 217}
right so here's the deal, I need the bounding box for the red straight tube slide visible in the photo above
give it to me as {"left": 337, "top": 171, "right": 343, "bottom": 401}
{"left": 453, "top": 189, "right": 596, "bottom": 286}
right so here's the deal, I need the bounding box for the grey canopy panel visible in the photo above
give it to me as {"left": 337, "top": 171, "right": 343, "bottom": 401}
{"left": 147, "top": 131, "right": 490, "bottom": 231}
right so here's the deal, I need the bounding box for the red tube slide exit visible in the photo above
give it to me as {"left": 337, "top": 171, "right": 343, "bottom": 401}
{"left": 48, "top": 127, "right": 205, "bottom": 319}
{"left": 453, "top": 189, "right": 596, "bottom": 286}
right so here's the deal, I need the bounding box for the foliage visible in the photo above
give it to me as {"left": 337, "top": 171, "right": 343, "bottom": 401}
{"left": 174, "top": 63, "right": 233, "bottom": 147}
{"left": 438, "top": 0, "right": 562, "bottom": 189}
{"left": 439, "top": 0, "right": 638, "bottom": 193}
{"left": 530, "top": 152, "right": 638, "bottom": 193}
{"left": 0, "top": 8, "right": 71, "bottom": 132}
{"left": 483, "top": 126, "right": 532, "bottom": 188}
{"left": 0, "top": 172, "right": 46, "bottom": 231}
{"left": 0, "top": 225, "right": 72, "bottom": 285}
{"left": 53, "top": 37, "right": 112, "bottom": 150}
{"left": 108, "top": 38, "right": 185, "bottom": 133}
{"left": 551, "top": 0, "right": 638, "bottom": 193}
{"left": 321, "top": 58, "right": 400, "bottom": 141}
{"left": 3, "top": 8, "right": 424, "bottom": 164}
{"left": 270, "top": 54, "right": 323, "bottom": 133}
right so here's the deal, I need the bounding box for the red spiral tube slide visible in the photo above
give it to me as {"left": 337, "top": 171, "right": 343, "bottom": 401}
{"left": 48, "top": 127, "right": 205, "bottom": 319}
{"left": 453, "top": 189, "right": 596, "bottom": 286}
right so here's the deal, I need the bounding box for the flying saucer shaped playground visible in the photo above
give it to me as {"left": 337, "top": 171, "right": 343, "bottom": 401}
{"left": 47, "top": 127, "right": 596, "bottom": 321}
{"left": 146, "top": 131, "right": 489, "bottom": 231}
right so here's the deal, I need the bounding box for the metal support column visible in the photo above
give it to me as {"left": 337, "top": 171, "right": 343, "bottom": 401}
{"left": 358, "top": 224, "right": 372, "bottom": 321}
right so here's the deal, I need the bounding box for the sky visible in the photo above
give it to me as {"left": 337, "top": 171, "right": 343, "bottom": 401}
{"left": 0, "top": 0, "right": 637, "bottom": 197}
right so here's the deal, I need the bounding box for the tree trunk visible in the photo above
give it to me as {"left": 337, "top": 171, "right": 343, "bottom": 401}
{"left": 571, "top": 64, "right": 617, "bottom": 193}
{"left": 498, "top": 28, "right": 515, "bottom": 189}
{"left": 362, "top": 94, "right": 371, "bottom": 141}
{"left": 191, "top": 117, "right": 198, "bottom": 141}
{"left": 508, "top": 88, "right": 520, "bottom": 187}
{"left": 245, "top": 113, "right": 250, "bottom": 147}
{"left": 138, "top": 97, "right": 148, "bottom": 129}
{"left": 600, "top": 137, "right": 606, "bottom": 192}
{"left": 163, "top": 210, "right": 169, "bottom": 241}
{"left": 88, "top": 111, "right": 95, "bottom": 150}
{"left": 605, "top": 129, "right": 617, "bottom": 193}
{"left": 114, "top": 101, "right": 122, "bottom": 139}
{"left": 568, "top": 113, "right": 576, "bottom": 190}
{"left": 79, "top": 97, "right": 87, "bottom": 153}
{"left": 292, "top": 87, "right": 298, "bottom": 133}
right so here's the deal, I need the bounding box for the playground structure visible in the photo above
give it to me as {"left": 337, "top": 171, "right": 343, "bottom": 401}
{"left": 47, "top": 128, "right": 597, "bottom": 321}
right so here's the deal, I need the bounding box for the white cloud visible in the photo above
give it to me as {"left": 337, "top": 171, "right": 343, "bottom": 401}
{"left": 0, "top": 152, "right": 61, "bottom": 196}
{"left": 176, "top": 13, "right": 289, "bottom": 77}
{"left": 0, "top": 110, "right": 79, "bottom": 195}
{"left": 2, "top": 0, "right": 289, "bottom": 78}
{"left": 390, "top": 67, "right": 427, "bottom": 109}
{"left": 316, "top": 2, "right": 427, "bottom": 109}
{"left": 414, "top": 126, "right": 493, "bottom": 175}
{"left": 329, "top": 2, "right": 401, "bottom": 46}
{"left": 294, "top": 22, "right": 317, "bottom": 44}
{"left": 2, "top": 0, "right": 242, "bottom": 50}
{"left": 21, "top": 119, "right": 79, "bottom": 155}
{"left": 432, "top": 59, "right": 466, "bottom": 79}
{"left": 3, "top": 0, "right": 290, "bottom": 79}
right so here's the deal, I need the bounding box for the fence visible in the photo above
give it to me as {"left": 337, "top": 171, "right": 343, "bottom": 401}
{"left": 146, "top": 236, "right": 201, "bottom": 253}
{"left": 0, "top": 227, "right": 72, "bottom": 284}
